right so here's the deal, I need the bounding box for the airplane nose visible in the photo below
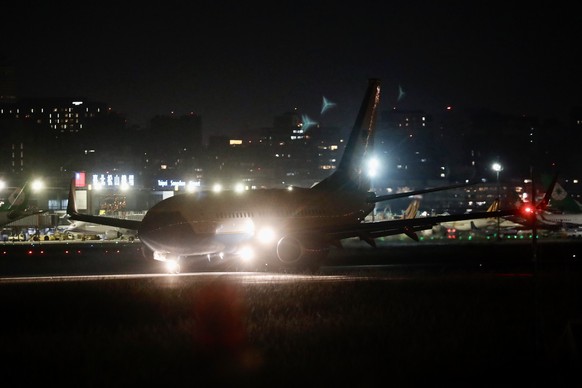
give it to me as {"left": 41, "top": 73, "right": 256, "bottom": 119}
{"left": 139, "top": 210, "right": 224, "bottom": 256}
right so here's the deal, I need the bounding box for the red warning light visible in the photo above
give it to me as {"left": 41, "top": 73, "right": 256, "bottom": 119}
{"left": 520, "top": 204, "right": 535, "bottom": 218}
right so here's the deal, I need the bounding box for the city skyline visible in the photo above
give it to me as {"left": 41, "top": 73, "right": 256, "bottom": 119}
{"left": 3, "top": 2, "right": 581, "bottom": 134}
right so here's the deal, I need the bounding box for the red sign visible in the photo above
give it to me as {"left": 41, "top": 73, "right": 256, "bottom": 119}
{"left": 75, "top": 171, "right": 86, "bottom": 187}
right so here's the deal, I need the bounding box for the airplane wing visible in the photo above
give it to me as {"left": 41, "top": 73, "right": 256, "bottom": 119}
{"left": 66, "top": 179, "right": 142, "bottom": 231}
{"left": 315, "top": 208, "right": 520, "bottom": 246}
{"left": 357, "top": 171, "right": 559, "bottom": 242}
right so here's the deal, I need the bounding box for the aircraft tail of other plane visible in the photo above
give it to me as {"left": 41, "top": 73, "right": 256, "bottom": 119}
{"left": 1, "top": 185, "right": 28, "bottom": 211}
{"left": 504, "top": 172, "right": 559, "bottom": 227}
{"left": 1, "top": 181, "right": 45, "bottom": 225}
{"left": 391, "top": 199, "right": 422, "bottom": 240}
{"left": 312, "top": 78, "right": 381, "bottom": 193}
{"left": 540, "top": 173, "right": 582, "bottom": 213}
{"left": 486, "top": 198, "right": 500, "bottom": 213}
{"left": 403, "top": 199, "right": 420, "bottom": 219}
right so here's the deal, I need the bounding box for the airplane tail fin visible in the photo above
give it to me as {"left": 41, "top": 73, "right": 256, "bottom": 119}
{"left": 313, "top": 78, "right": 381, "bottom": 192}
{"left": 403, "top": 199, "right": 420, "bottom": 219}
{"left": 2, "top": 181, "right": 45, "bottom": 221}
{"left": 401, "top": 199, "right": 421, "bottom": 241}
{"left": 487, "top": 198, "right": 500, "bottom": 213}
{"left": 5, "top": 184, "right": 29, "bottom": 210}
{"left": 540, "top": 172, "right": 582, "bottom": 213}
{"left": 511, "top": 172, "right": 559, "bottom": 224}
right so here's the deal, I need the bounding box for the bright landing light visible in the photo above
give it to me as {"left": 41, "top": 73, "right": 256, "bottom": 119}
{"left": 257, "top": 226, "right": 276, "bottom": 244}
{"left": 165, "top": 260, "right": 180, "bottom": 273}
{"left": 238, "top": 246, "right": 255, "bottom": 262}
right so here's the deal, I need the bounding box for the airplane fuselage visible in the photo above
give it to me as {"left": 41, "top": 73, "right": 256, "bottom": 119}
{"left": 439, "top": 217, "right": 497, "bottom": 231}
{"left": 62, "top": 220, "right": 136, "bottom": 240}
{"left": 539, "top": 212, "right": 582, "bottom": 226}
{"left": 138, "top": 187, "right": 373, "bottom": 259}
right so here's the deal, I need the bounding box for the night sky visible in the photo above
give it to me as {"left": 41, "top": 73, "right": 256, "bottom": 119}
{"left": 4, "top": 2, "right": 581, "bottom": 136}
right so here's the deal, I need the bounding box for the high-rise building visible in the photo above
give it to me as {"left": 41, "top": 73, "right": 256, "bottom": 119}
{"left": 0, "top": 97, "right": 120, "bottom": 177}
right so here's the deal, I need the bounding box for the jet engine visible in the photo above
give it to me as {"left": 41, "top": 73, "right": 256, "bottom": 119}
{"left": 276, "top": 236, "right": 305, "bottom": 264}
{"left": 274, "top": 235, "right": 329, "bottom": 272}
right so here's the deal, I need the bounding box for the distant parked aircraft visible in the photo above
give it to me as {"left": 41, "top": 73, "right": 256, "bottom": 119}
{"left": 541, "top": 174, "right": 582, "bottom": 213}
{"left": 438, "top": 199, "right": 501, "bottom": 231}
{"left": 59, "top": 219, "right": 140, "bottom": 240}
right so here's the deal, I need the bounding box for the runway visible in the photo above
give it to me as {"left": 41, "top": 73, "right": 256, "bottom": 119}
{"left": 1, "top": 238, "right": 581, "bottom": 279}
{"left": 1, "top": 239, "right": 581, "bottom": 386}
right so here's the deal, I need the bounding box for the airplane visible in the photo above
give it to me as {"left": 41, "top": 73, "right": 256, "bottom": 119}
{"left": 66, "top": 78, "right": 527, "bottom": 273}
{"left": 528, "top": 174, "right": 582, "bottom": 227}
{"left": 392, "top": 198, "right": 421, "bottom": 220}
{"left": 537, "top": 210, "right": 582, "bottom": 228}
{"left": 540, "top": 174, "right": 582, "bottom": 213}
{"left": 58, "top": 219, "right": 139, "bottom": 241}
{"left": 437, "top": 199, "right": 501, "bottom": 232}
{"left": 496, "top": 172, "right": 565, "bottom": 231}
{"left": 368, "top": 198, "right": 420, "bottom": 221}
{"left": 493, "top": 172, "right": 581, "bottom": 229}
{"left": 0, "top": 182, "right": 45, "bottom": 227}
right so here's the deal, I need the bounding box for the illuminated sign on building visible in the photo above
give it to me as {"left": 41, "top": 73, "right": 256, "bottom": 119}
{"left": 156, "top": 179, "right": 200, "bottom": 190}
{"left": 91, "top": 173, "right": 135, "bottom": 188}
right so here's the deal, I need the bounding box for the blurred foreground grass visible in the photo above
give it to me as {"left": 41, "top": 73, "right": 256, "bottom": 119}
{"left": 1, "top": 270, "right": 581, "bottom": 386}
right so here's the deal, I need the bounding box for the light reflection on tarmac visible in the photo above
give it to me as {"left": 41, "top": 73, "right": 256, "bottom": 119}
{"left": 1, "top": 238, "right": 581, "bottom": 283}
{"left": 0, "top": 270, "right": 414, "bottom": 285}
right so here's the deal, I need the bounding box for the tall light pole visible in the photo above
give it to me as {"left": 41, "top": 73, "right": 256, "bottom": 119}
{"left": 492, "top": 162, "right": 503, "bottom": 240}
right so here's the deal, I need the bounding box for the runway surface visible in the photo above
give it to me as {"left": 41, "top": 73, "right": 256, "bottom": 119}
{"left": 1, "top": 239, "right": 581, "bottom": 386}
{"left": 1, "top": 237, "right": 581, "bottom": 278}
